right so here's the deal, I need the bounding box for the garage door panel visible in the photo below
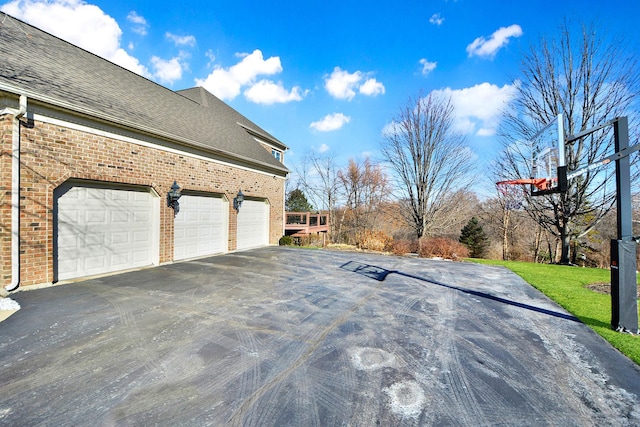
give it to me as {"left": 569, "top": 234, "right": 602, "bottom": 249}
{"left": 111, "top": 254, "right": 130, "bottom": 268}
{"left": 201, "top": 226, "right": 213, "bottom": 238}
{"left": 133, "top": 250, "right": 152, "bottom": 263}
{"left": 86, "top": 189, "right": 104, "bottom": 200}
{"left": 133, "top": 192, "right": 150, "bottom": 202}
{"left": 111, "top": 191, "right": 129, "bottom": 201}
{"left": 111, "top": 231, "right": 130, "bottom": 245}
{"left": 86, "top": 210, "right": 107, "bottom": 224}
{"left": 133, "top": 229, "right": 151, "bottom": 241}
{"left": 56, "top": 184, "right": 157, "bottom": 281}
{"left": 85, "top": 232, "right": 106, "bottom": 247}
{"left": 59, "top": 210, "right": 79, "bottom": 223}
{"left": 84, "top": 254, "right": 107, "bottom": 271}
{"left": 237, "top": 200, "right": 269, "bottom": 250}
{"left": 58, "top": 259, "right": 78, "bottom": 276}
{"left": 174, "top": 195, "right": 226, "bottom": 261}
{"left": 58, "top": 233, "right": 79, "bottom": 249}
{"left": 111, "top": 211, "right": 130, "bottom": 223}
{"left": 134, "top": 210, "right": 152, "bottom": 222}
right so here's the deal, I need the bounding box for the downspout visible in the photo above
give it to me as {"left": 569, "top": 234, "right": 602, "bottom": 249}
{"left": 6, "top": 95, "right": 26, "bottom": 292}
{"left": 283, "top": 174, "right": 288, "bottom": 238}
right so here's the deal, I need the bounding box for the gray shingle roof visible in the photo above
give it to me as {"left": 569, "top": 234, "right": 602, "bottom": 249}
{"left": 176, "top": 87, "right": 288, "bottom": 152}
{"left": 0, "top": 12, "right": 288, "bottom": 175}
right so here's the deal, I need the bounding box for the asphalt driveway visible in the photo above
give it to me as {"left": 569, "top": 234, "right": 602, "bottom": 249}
{"left": 1, "top": 247, "right": 640, "bottom": 426}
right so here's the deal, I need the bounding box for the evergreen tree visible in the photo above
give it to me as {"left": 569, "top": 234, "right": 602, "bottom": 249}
{"left": 285, "top": 188, "right": 314, "bottom": 212}
{"left": 459, "top": 217, "right": 489, "bottom": 258}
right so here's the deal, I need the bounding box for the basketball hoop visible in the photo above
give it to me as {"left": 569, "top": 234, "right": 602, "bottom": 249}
{"left": 495, "top": 181, "right": 529, "bottom": 210}
{"left": 496, "top": 178, "right": 557, "bottom": 191}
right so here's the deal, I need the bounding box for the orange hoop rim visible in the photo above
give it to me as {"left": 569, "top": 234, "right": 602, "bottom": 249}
{"left": 496, "top": 178, "right": 557, "bottom": 191}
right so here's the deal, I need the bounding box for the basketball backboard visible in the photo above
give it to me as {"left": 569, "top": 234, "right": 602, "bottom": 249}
{"left": 529, "top": 114, "right": 567, "bottom": 195}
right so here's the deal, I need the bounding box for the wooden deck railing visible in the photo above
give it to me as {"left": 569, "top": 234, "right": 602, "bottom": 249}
{"left": 285, "top": 212, "right": 329, "bottom": 236}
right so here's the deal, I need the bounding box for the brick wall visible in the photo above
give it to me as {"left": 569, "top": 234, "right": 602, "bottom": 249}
{"left": 0, "top": 115, "right": 13, "bottom": 287}
{"left": 0, "top": 115, "right": 285, "bottom": 287}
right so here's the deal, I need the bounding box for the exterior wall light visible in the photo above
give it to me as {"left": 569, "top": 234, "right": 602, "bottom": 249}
{"left": 233, "top": 189, "right": 244, "bottom": 211}
{"left": 167, "top": 180, "right": 182, "bottom": 216}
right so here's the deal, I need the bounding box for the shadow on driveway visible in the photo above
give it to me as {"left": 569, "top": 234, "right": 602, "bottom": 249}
{"left": 340, "top": 260, "right": 580, "bottom": 322}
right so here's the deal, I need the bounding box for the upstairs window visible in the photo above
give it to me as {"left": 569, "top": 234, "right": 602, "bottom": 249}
{"left": 272, "top": 149, "right": 282, "bottom": 162}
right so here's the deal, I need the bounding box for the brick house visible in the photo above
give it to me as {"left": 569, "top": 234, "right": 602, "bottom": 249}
{"left": 0, "top": 13, "right": 289, "bottom": 289}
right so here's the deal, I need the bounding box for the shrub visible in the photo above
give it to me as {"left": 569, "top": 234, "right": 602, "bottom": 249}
{"left": 419, "top": 237, "right": 469, "bottom": 260}
{"left": 390, "top": 239, "right": 416, "bottom": 255}
{"left": 356, "top": 230, "right": 393, "bottom": 252}
{"left": 279, "top": 235, "right": 293, "bottom": 246}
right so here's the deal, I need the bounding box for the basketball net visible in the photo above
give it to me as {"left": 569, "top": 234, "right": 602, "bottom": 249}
{"left": 495, "top": 181, "right": 529, "bottom": 210}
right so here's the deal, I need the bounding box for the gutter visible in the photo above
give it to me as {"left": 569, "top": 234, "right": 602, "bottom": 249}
{"left": 5, "top": 95, "right": 26, "bottom": 291}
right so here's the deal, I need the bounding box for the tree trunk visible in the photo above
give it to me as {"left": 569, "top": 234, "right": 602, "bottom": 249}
{"left": 502, "top": 209, "right": 510, "bottom": 260}
{"left": 534, "top": 225, "right": 542, "bottom": 263}
{"left": 559, "top": 223, "right": 571, "bottom": 264}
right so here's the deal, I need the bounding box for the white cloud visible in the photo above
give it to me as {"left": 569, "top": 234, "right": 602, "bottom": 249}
{"left": 324, "top": 67, "right": 385, "bottom": 100}
{"left": 317, "top": 143, "right": 330, "bottom": 153}
{"left": 419, "top": 58, "right": 437, "bottom": 76}
{"left": 166, "top": 32, "right": 196, "bottom": 47}
{"left": 325, "top": 67, "right": 362, "bottom": 101}
{"left": 197, "top": 68, "right": 241, "bottom": 100}
{"left": 196, "top": 49, "right": 287, "bottom": 101}
{"left": 430, "top": 82, "right": 518, "bottom": 136}
{"left": 126, "top": 10, "right": 146, "bottom": 25}
{"left": 466, "top": 24, "right": 523, "bottom": 58}
{"left": 205, "top": 49, "right": 216, "bottom": 67}
{"left": 359, "top": 78, "right": 385, "bottom": 96}
{"left": 150, "top": 56, "right": 183, "bottom": 84}
{"left": 127, "top": 11, "right": 148, "bottom": 36}
{"left": 381, "top": 121, "right": 401, "bottom": 138}
{"left": 1, "top": 0, "right": 150, "bottom": 77}
{"left": 243, "top": 80, "right": 305, "bottom": 104}
{"left": 429, "top": 13, "right": 444, "bottom": 25}
{"left": 310, "top": 113, "right": 351, "bottom": 132}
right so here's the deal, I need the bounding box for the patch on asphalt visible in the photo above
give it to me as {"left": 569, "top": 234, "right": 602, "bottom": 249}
{"left": 349, "top": 347, "right": 397, "bottom": 371}
{"left": 383, "top": 380, "right": 427, "bottom": 418}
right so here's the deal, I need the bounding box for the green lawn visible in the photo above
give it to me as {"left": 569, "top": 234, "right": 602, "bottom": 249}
{"left": 469, "top": 259, "right": 640, "bottom": 365}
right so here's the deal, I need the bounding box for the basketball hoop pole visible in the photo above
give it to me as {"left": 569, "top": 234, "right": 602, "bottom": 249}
{"left": 610, "top": 117, "right": 638, "bottom": 333}
{"left": 613, "top": 117, "right": 634, "bottom": 243}
{"left": 564, "top": 116, "right": 638, "bottom": 333}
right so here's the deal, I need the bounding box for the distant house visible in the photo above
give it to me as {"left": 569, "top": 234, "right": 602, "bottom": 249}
{"left": 284, "top": 211, "right": 329, "bottom": 240}
{"left": 0, "top": 12, "right": 288, "bottom": 289}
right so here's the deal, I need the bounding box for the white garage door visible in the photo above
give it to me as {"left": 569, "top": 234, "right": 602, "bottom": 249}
{"left": 174, "top": 194, "right": 227, "bottom": 260}
{"left": 56, "top": 184, "right": 158, "bottom": 281}
{"left": 237, "top": 199, "right": 269, "bottom": 250}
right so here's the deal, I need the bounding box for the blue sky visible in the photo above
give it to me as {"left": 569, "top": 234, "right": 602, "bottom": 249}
{"left": 2, "top": 0, "right": 639, "bottom": 193}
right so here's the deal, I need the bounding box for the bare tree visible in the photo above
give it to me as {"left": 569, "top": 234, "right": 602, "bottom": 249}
{"left": 337, "top": 158, "right": 390, "bottom": 240}
{"left": 295, "top": 151, "right": 341, "bottom": 238}
{"left": 381, "top": 93, "right": 475, "bottom": 239}
{"left": 430, "top": 189, "right": 481, "bottom": 239}
{"left": 498, "top": 21, "right": 640, "bottom": 264}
